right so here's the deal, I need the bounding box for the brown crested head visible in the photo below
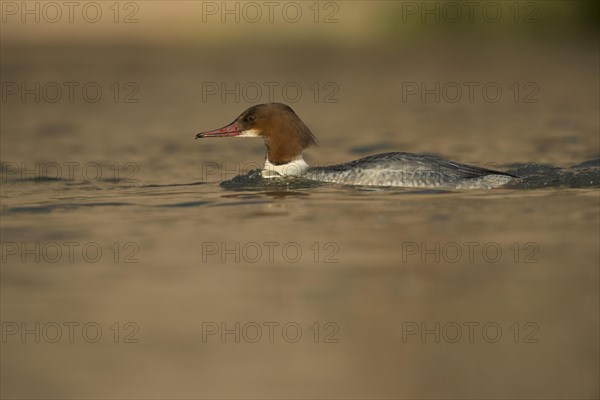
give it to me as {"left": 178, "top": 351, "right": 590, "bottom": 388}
{"left": 196, "top": 103, "right": 318, "bottom": 165}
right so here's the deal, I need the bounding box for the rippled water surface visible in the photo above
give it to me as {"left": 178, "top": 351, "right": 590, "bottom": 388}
{"left": 1, "top": 43, "right": 599, "bottom": 399}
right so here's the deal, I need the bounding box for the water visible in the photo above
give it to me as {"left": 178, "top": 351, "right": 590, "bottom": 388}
{"left": 1, "top": 43, "right": 599, "bottom": 398}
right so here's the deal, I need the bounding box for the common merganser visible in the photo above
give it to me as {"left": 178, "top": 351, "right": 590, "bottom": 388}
{"left": 195, "top": 103, "right": 518, "bottom": 189}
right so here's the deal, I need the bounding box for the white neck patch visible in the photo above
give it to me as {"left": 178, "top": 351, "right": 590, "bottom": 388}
{"left": 237, "top": 128, "right": 261, "bottom": 138}
{"left": 262, "top": 156, "right": 309, "bottom": 178}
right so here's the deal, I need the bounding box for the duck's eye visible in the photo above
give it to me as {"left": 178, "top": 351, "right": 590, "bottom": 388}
{"left": 246, "top": 115, "right": 256, "bottom": 123}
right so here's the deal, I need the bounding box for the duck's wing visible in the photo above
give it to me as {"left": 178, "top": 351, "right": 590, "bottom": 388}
{"left": 322, "top": 152, "right": 517, "bottom": 179}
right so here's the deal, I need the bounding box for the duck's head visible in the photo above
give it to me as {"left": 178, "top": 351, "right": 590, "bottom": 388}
{"left": 195, "top": 103, "right": 318, "bottom": 165}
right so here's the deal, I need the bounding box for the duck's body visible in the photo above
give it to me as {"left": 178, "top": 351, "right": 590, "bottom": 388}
{"left": 196, "top": 103, "right": 518, "bottom": 189}
{"left": 302, "top": 152, "right": 515, "bottom": 189}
